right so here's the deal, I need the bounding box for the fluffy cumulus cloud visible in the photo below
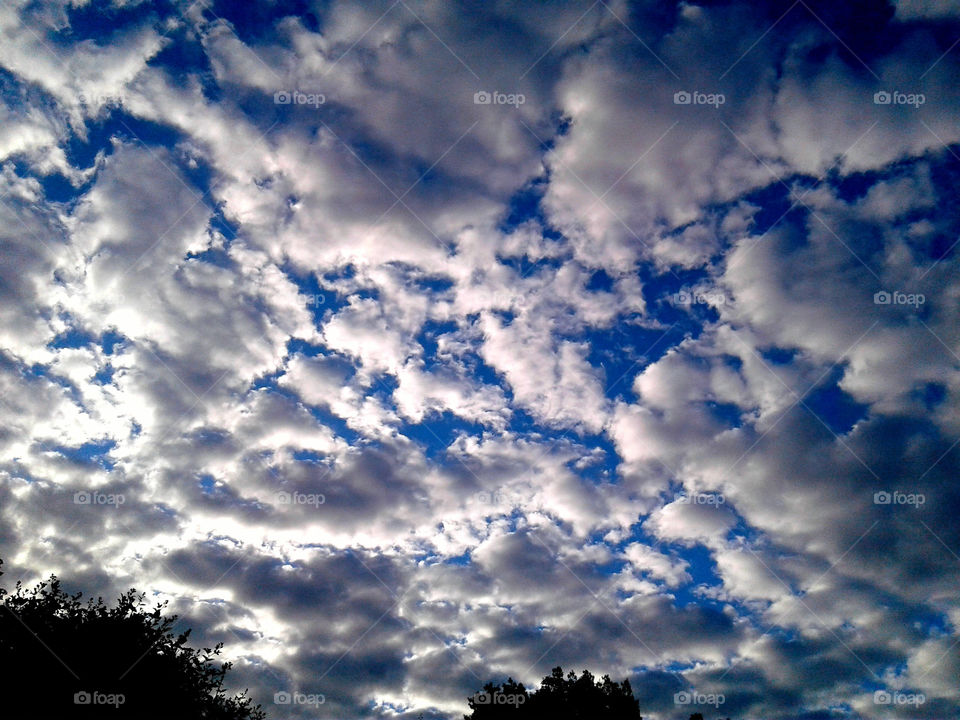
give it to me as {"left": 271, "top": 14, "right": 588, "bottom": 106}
{"left": 1, "top": 0, "right": 959, "bottom": 718}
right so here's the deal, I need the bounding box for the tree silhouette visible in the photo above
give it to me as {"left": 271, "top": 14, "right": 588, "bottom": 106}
{"left": 0, "top": 561, "right": 264, "bottom": 719}
{"left": 466, "top": 666, "right": 641, "bottom": 719}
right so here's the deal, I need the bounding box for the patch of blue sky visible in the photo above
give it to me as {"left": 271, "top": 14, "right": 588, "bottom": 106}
{"left": 613, "top": 523, "right": 726, "bottom": 609}
{"left": 263, "top": 382, "right": 362, "bottom": 447}
{"left": 726, "top": 517, "right": 765, "bottom": 545}
{"left": 586, "top": 268, "right": 615, "bottom": 292}
{"left": 47, "top": 326, "right": 98, "bottom": 350}
{"left": 148, "top": 18, "right": 220, "bottom": 101}
{"left": 578, "top": 322, "right": 691, "bottom": 403}
{"left": 280, "top": 263, "right": 350, "bottom": 327}
{"left": 39, "top": 438, "right": 116, "bottom": 470}
{"left": 761, "top": 345, "right": 798, "bottom": 366}
{"left": 197, "top": 473, "right": 218, "bottom": 495}
{"left": 502, "top": 408, "right": 553, "bottom": 439}
{"left": 414, "top": 320, "right": 511, "bottom": 403}
{"left": 25, "top": 362, "right": 85, "bottom": 408}
{"left": 92, "top": 365, "right": 115, "bottom": 386}
{"left": 926, "top": 153, "right": 960, "bottom": 259}
{"left": 100, "top": 329, "right": 126, "bottom": 355}
{"left": 414, "top": 319, "right": 460, "bottom": 365}
{"left": 742, "top": 179, "right": 815, "bottom": 238}
{"left": 704, "top": 400, "right": 745, "bottom": 429}
{"left": 801, "top": 367, "right": 870, "bottom": 436}
{"left": 441, "top": 551, "right": 471, "bottom": 567}
{"left": 54, "top": 0, "right": 175, "bottom": 45}
{"left": 912, "top": 381, "right": 946, "bottom": 410}
{"left": 497, "top": 178, "right": 571, "bottom": 261}
{"left": 399, "top": 411, "right": 489, "bottom": 463}
{"left": 203, "top": 0, "right": 321, "bottom": 42}
{"left": 565, "top": 431, "right": 620, "bottom": 484}
{"left": 412, "top": 275, "right": 455, "bottom": 294}
{"left": 182, "top": 210, "right": 239, "bottom": 270}
{"left": 12, "top": 159, "right": 78, "bottom": 203}
{"left": 291, "top": 449, "right": 328, "bottom": 464}
{"left": 495, "top": 253, "right": 568, "bottom": 276}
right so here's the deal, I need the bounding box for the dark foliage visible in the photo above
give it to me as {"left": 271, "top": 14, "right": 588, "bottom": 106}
{"left": 0, "top": 561, "right": 264, "bottom": 719}
{"left": 466, "top": 666, "right": 642, "bottom": 719}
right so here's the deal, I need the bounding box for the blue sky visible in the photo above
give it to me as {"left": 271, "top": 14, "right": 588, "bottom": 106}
{"left": 1, "top": 1, "right": 960, "bottom": 718}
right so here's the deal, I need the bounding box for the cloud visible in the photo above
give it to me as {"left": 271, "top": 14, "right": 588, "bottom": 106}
{"left": 0, "top": 2, "right": 959, "bottom": 719}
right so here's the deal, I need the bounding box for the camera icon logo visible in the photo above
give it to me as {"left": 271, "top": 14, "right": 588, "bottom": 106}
{"left": 874, "top": 91, "right": 892, "bottom": 105}
{"left": 274, "top": 692, "right": 292, "bottom": 704}
{"left": 874, "top": 690, "right": 892, "bottom": 704}
{"left": 274, "top": 91, "right": 292, "bottom": 105}
{"left": 474, "top": 91, "right": 491, "bottom": 105}
{"left": 873, "top": 291, "right": 891, "bottom": 305}
{"left": 74, "top": 691, "right": 92, "bottom": 705}
{"left": 674, "top": 91, "right": 691, "bottom": 104}
{"left": 874, "top": 491, "right": 891, "bottom": 505}
{"left": 74, "top": 491, "right": 91, "bottom": 504}
{"left": 674, "top": 691, "right": 691, "bottom": 704}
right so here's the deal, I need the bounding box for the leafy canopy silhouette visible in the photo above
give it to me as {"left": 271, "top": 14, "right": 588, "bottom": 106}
{"left": 466, "top": 666, "right": 641, "bottom": 719}
{"left": 0, "top": 560, "right": 264, "bottom": 719}
{"left": 466, "top": 668, "right": 733, "bottom": 720}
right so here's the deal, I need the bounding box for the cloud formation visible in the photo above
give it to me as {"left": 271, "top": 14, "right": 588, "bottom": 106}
{"left": 1, "top": 1, "right": 959, "bottom": 718}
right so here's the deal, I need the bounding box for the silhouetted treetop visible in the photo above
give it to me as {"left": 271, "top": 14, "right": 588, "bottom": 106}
{"left": 466, "top": 666, "right": 641, "bottom": 719}
{"left": 0, "top": 560, "right": 264, "bottom": 719}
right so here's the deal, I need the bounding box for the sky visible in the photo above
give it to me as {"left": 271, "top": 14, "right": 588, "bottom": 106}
{"left": 1, "top": 0, "right": 959, "bottom": 718}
